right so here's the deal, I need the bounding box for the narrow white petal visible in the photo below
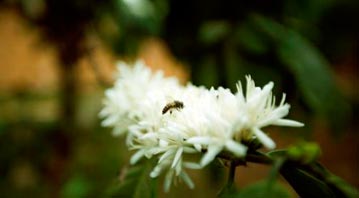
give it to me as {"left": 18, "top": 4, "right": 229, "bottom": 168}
{"left": 158, "top": 149, "right": 176, "bottom": 164}
{"left": 150, "top": 165, "right": 162, "bottom": 178}
{"left": 273, "top": 119, "right": 304, "bottom": 127}
{"left": 252, "top": 128, "right": 276, "bottom": 149}
{"left": 130, "top": 150, "right": 145, "bottom": 164}
{"left": 258, "top": 105, "right": 290, "bottom": 127}
{"left": 200, "top": 145, "right": 222, "bottom": 167}
{"left": 164, "top": 170, "right": 175, "bottom": 192}
{"left": 225, "top": 140, "right": 247, "bottom": 157}
{"left": 172, "top": 147, "right": 184, "bottom": 168}
{"left": 183, "top": 162, "right": 202, "bottom": 169}
{"left": 180, "top": 171, "right": 195, "bottom": 189}
{"left": 186, "top": 137, "right": 211, "bottom": 145}
{"left": 194, "top": 143, "right": 202, "bottom": 152}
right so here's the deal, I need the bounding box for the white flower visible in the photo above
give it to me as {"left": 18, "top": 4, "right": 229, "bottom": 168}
{"left": 99, "top": 60, "right": 181, "bottom": 136}
{"left": 233, "top": 76, "right": 304, "bottom": 149}
{"left": 100, "top": 61, "right": 304, "bottom": 191}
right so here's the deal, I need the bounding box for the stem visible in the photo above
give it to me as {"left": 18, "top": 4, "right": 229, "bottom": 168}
{"left": 227, "top": 160, "right": 237, "bottom": 188}
{"left": 217, "top": 150, "right": 273, "bottom": 165}
{"left": 218, "top": 160, "right": 238, "bottom": 197}
{"left": 246, "top": 152, "right": 273, "bottom": 165}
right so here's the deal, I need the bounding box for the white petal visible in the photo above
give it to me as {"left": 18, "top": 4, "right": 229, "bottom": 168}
{"left": 171, "top": 147, "right": 184, "bottom": 168}
{"left": 183, "top": 162, "right": 202, "bottom": 169}
{"left": 252, "top": 128, "right": 276, "bottom": 149}
{"left": 186, "top": 137, "right": 211, "bottom": 145}
{"left": 158, "top": 149, "right": 176, "bottom": 164}
{"left": 130, "top": 149, "right": 145, "bottom": 164}
{"left": 272, "top": 119, "right": 304, "bottom": 127}
{"left": 194, "top": 143, "right": 202, "bottom": 152}
{"left": 225, "top": 140, "right": 247, "bottom": 157}
{"left": 164, "top": 170, "right": 175, "bottom": 192}
{"left": 150, "top": 165, "right": 162, "bottom": 178}
{"left": 180, "top": 171, "right": 195, "bottom": 189}
{"left": 200, "top": 145, "right": 222, "bottom": 167}
{"left": 183, "top": 147, "right": 198, "bottom": 153}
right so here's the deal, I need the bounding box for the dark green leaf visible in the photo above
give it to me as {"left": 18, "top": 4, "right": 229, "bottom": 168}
{"left": 312, "top": 163, "right": 359, "bottom": 198}
{"left": 269, "top": 149, "right": 359, "bottom": 198}
{"left": 280, "top": 164, "right": 336, "bottom": 198}
{"left": 235, "top": 22, "right": 269, "bottom": 54}
{"left": 251, "top": 14, "right": 351, "bottom": 134}
{"left": 199, "top": 21, "right": 231, "bottom": 45}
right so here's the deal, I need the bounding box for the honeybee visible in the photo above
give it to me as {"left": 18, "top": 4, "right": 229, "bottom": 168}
{"left": 162, "top": 100, "right": 184, "bottom": 114}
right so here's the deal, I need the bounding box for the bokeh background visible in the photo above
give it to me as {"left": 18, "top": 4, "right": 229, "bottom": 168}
{"left": 0, "top": 0, "right": 358, "bottom": 197}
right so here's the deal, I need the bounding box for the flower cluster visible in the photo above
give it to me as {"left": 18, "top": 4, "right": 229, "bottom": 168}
{"left": 100, "top": 60, "right": 303, "bottom": 191}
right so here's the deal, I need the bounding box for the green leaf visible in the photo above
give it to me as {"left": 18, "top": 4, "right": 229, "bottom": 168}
{"left": 235, "top": 22, "right": 269, "bottom": 54}
{"left": 106, "top": 160, "right": 157, "bottom": 198}
{"left": 194, "top": 56, "right": 220, "bottom": 88}
{"left": 61, "top": 175, "right": 91, "bottom": 198}
{"left": 311, "top": 163, "right": 359, "bottom": 198}
{"left": 280, "top": 164, "right": 336, "bottom": 198}
{"left": 199, "top": 21, "right": 231, "bottom": 45}
{"left": 232, "top": 181, "right": 290, "bottom": 198}
{"left": 251, "top": 14, "right": 351, "bottom": 134}
{"left": 269, "top": 149, "right": 359, "bottom": 198}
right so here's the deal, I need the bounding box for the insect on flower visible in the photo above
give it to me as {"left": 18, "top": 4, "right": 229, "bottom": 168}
{"left": 162, "top": 100, "right": 184, "bottom": 114}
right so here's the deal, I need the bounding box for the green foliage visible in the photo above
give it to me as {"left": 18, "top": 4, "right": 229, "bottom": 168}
{"left": 250, "top": 14, "right": 351, "bottom": 133}
{"left": 199, "top": 21, "right": 231, "bottom": 45}
{"left": 61, "top": 175, "right": 91, "bottom": 198}
{"left": 280, "top": 164, "right": 337, "bottom": 198}
{"left": 312, "top": 163, "right": 359, "bottom": 198}
{"left": 268, "top": 147, "right": 359, "bottom": 198}
{"left": 221, "top": 181, "right": 290, "bottom": 198}
{"left": 107, "top": 160, "right": 158, "bottom": 198}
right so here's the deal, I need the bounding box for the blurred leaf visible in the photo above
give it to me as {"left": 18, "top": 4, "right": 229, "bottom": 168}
{"left": 269, "top": 148, "right": 358, "bottom": 198}
{"left": 312, "top": 163, "right": 359, "bottom": 198}
{"left": 235, "top": 22, "right": 269, "bottom": 54}
{"left": 251, "top": 14, "right": 351, "bottom": 134}
{"left": 106, "top": 160, "right": 157, "bottom": 198}
{"left": 61, "top": 175, "right": 91, "bottom": 198}
{"left": 267, "top": 157, "right": 285, "bottom": 187}
{"left": 223, "top": 45, "right": 244, "bottom": 91}
{"left": 231, "top": 181, "right": 290, "bottom": 198}
{"left": 280, "top": 164, "right": 336, "bottom": 198}
{"left": 199, "top": 21, "right": 231, "bottom": 45}
{"left": 194, "top": 56, "right": 220, "bottom": 88}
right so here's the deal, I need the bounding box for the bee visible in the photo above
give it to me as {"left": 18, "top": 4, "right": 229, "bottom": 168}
{"left": 162, "top": 100, "right": 184, "bottom": 114}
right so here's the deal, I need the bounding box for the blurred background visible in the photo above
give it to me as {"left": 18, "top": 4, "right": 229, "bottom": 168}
{"left": 0, "top": 0, "right": 357, "bottom": 197}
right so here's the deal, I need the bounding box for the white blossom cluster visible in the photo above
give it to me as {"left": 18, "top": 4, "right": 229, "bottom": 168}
{"left": 100, "top": 60, "right": 303, "bottom": 191}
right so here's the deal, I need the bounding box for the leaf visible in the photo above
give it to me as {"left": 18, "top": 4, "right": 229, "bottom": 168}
{"left": 311, "top": 163, "right": 359, "bottom": 198}
{"left": 235, "top": 22, "right": 269, "bottom": 54}
{"left": 233, "top": 181, "right": 290, "bottom": 198}
{"left": 61, "top": 175, "right": 91, "bottom": 198}
{"left": 250, "top": 14, "right": 351, "bottom": 134}
{"left": 199, "top": 21, "right": 231, "bottom": 45}
{"left": 269, "top": 149, "right": 359, "bottom": 198}
{"left": 280, "top": 163, "right": 336, "bottom": 198}
{"left": 106, "top": 160, "right": 158, "bottom": 198}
